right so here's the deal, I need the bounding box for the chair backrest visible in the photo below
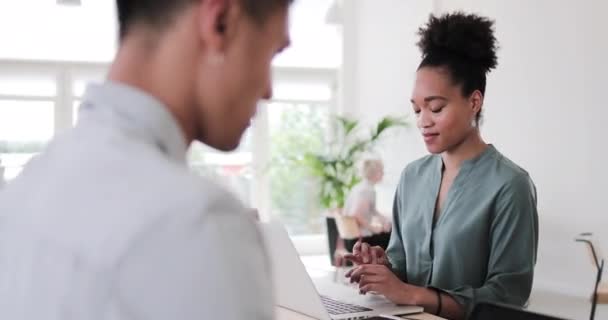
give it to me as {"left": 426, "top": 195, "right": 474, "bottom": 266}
{"left": 334, "top": 214, "right": 361, "bottom": 240}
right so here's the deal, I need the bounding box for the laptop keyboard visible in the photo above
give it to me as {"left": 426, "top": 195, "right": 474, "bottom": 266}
{"left": 320, "top": 295, "right": 372, "bottom": 315}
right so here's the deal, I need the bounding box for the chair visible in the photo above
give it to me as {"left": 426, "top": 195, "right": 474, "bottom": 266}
{"left": 334, "top": 214, "right": 361, "bottom": 241}
{"left": 329, "top": 213, "right": 361, "bottom": 275}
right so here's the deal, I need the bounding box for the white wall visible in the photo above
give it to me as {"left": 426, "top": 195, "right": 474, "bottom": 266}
{"left": 339, "top": 0, "right": 432, "bottom": 212}
{"left": 342, "top": 0, "right": 608, "bottom": 298}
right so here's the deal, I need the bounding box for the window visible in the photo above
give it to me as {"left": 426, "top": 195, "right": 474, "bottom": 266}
{"left": 0, "top": 68, "right": 57, "bottom": 181}
{"left": 0, "top": 100, "right": 54, "bottom": 180}
{"left": 0, "top": 62, "right": 107, "bottom": 182}
{"left": 0, "top": 1, "right": 117, "bottom": 62}
{"left": 0, "top": 73, "right": 56, "bottom": 97}
{"left": 187, "top": 130, "right": 254, "bottom": 205}
{"left": 267, "top": 101, "right": 330, "bottom": 235}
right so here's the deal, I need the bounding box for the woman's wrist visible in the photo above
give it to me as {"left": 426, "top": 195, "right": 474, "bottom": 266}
{"left": 397, "top": 283, "right": 416, "bottom": 305}
{"left": 403, "top": 285, "right": 437, "bottom": 308}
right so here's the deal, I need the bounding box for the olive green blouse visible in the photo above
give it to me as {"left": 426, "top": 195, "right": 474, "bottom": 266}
{"left": 387, "top": 145, "right": 538, "bottom": 316}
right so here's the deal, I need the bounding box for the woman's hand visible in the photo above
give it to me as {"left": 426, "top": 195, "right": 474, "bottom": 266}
{"left": 349, "top": 264, "right": 466, "bottom": 319}
{"left": 346, "top": 264, "right": 419, "bottom": 305}
{"left": 343, "top": 239, "right": 389, "bottom": 266}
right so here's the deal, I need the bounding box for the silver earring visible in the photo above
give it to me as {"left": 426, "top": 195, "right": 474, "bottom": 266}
{"left": 471, "top": 118, "right": 477, "bottom": 128}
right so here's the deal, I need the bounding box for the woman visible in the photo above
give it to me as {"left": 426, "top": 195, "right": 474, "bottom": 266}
{"left": 345, "top": 12, "right": 538, "bottom": 320}
{"left": 342, "top": 158, "right": 392, "bottom": 251}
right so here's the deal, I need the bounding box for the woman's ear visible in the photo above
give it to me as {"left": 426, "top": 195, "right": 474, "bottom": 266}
{"left": 470, "top": 90, "right": 484, "bottom": 118}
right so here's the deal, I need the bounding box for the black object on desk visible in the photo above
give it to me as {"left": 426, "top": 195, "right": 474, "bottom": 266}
{"left": 470, "top": 302, "right": 569, "bottom": 320}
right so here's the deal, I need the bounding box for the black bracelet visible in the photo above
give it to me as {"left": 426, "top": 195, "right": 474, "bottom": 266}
{"left": 434, "top": 288, "right": 443, "bottom": 316}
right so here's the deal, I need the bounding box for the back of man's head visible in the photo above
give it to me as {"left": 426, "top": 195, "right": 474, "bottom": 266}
{"left": 116, "top": 0, "right": 292, "bottom": 40}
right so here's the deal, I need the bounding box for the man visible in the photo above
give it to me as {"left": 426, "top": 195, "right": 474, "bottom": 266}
{"left": 0, "top": 0, "right": 291, "bottom": 319}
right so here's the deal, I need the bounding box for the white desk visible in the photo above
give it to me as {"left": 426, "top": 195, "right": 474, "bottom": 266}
{"left": 276, "top": 306, "right": 445, "bottom": 320}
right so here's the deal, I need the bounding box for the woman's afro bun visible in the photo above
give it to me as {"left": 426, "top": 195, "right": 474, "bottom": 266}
{"left": 417, "top": 12, "right": 498, "bottom": 74}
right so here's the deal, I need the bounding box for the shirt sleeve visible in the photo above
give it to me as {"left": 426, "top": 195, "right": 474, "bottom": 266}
{"left": 114, "top": 208, "right": 273, "bottom": 320}
{"left": 441, "top": 174, "right": 539, "bottom": 316}
{"left": 386, "top": 170, "right": 408, "bottom": 281}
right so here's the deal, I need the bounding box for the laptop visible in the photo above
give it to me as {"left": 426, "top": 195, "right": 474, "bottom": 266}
{"left": 259, "top": 221, "right": 423, "bottom": 320}
{"left": 470, "top": 302, "right": 570, "bottom": 320}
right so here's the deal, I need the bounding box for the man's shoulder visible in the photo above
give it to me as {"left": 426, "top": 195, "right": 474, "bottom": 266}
{"left": 169, "top": 171, "right": 247, "bottom": 217}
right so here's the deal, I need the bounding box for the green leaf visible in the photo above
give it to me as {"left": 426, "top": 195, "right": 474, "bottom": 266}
{"left": 347, "top": 140, "right": 369, "bottom": 159}
{"left": 371, "top": 116, "right": 409, "bottom": 141}
{"left": 336, "top": 116, "right": 358, "bottom": 137}
{"left": 301, "top": 153, "right": 326, "bottom": 177}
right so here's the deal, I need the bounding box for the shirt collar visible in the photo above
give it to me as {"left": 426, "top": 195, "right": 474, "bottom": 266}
{"left": 81, "top": 81, "right": 189, "bottom": 165}
{"left": 434, "top": 144, "right": 497, "bottom": 172}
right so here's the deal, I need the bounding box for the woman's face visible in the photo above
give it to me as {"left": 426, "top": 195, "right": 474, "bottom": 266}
{"left": 410, "top": 67, "right": 481, "bottom": 154}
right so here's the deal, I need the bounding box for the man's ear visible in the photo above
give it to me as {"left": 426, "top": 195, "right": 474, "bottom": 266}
{"left": 197, "top": 0, "right": 231, "bottom": 54}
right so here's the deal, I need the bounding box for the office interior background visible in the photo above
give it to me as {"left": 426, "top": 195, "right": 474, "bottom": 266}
{"left": 0, "top": 1, "right": 607, "bottom": 319}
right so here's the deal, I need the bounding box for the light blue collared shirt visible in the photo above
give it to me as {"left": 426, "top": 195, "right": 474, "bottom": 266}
{"left": 0, "top": 82, "right": 273, "bottom": 320}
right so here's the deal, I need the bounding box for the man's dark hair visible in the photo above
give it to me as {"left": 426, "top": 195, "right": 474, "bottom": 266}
{"left": 417, "top": 12, "right": 499, "bottom": 123}
{"left": 116, "top": 0, "right": 293, "bottom": 40}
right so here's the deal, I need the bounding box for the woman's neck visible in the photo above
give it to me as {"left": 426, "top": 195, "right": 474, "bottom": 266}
{"left": 441, "top": 130, "right": 487, "bottom": 172}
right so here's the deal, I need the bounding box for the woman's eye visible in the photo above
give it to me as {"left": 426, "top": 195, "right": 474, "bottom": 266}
{"left": 431, "top": 106, "right": 445, "bottom": 113}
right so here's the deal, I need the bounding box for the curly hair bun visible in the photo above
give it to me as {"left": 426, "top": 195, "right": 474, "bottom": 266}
{"left": 417, "top": 12, "right": 498, "bottom": 74}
